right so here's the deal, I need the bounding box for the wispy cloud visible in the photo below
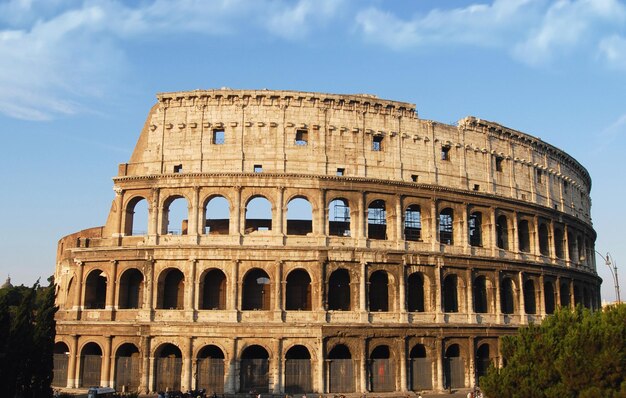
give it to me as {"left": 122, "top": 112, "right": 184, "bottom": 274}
{"left": 599, "top": 34, "right": 626, "bottom": 70}
{"left": 0, "top": 0, "right": 343, "bottom": 121}
{"left": 355, "top": 0, "right": 626, "bottom": 67}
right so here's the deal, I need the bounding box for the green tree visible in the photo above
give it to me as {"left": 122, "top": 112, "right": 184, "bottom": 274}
{"left": 31, "top": 278, "right": 58, "bottom": 397}
{"left": 480, "top": 305, "right": 626, "bottom": 398}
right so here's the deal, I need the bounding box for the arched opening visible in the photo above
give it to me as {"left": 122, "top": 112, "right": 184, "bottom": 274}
{"left": 524, "top": 280, "right": 536, "bottom": 314}
{"left": 328, "top": 269, "right": 351, "bottom": 311}
{"left": 409, "top": 344, "right": 432, "bottom": 391}
{"left": 329, "top": 198, "right": 351, "bottom": 237}
{"left": 518, "top": 220, "right": 531, "bottom": 253}
{"left": 439, "top": 208, "right": 454, "bottom": 245}
{"left": 204, "top": 195, "right": 230, "bottom": 235}
{"left": 442, "top": 274, "right": 458, "bottom": 313}
{"left": 124, "top": 196, "right": 148, "bottom": 236}
{"left": 469, "top": 212, "right": 482, "bottom": 247}
{"left": 157, "top": 268, "right": 184, "bottom": 310}
{"left": 501, "top": 277, "right": 515, "bottom": 314}
{"left": 286, "top": 197, "right": 313, "bottom": 235}
{"left": 286, "top": 269, "right": 312, "bottom": 311}
{"left": 539, "top": 223, "right": 550, "bottom": 256}
{"left": 496, "top": 215, "right": 509, "bottom": 250}
{"left": 577, "top": 236, "right": 585, "bottom": 263}
{"left": 53, "top": 342, "right": 70, "bottom": 387}
{"left": 118, "top": 268, "right": 143, "bottom": 309}
{"left": 583, "top": 287, "right": 590, "bottom": 309}
{"left": 554, "top": 228, "right": 564, "bottom": 259}
{"left": 155, "top": 344, "right": 182, "bottom": 392}
{"left": 560, "top": 281, "right": 571, "bottom": 308}
{"left": 574, "top": 285, "right": 582, "bottom": 306}
{"left": 200, "top": 269, "right": 226, "bottom": 310}
{"left": 328, "top": 344, "right": 354, "bottom": 393}
{"left": 567, "top": 231, "right": 576, "bottom": 262}
{"left": 476, "top": 344, "right": 491, "bottom": 385}
{"left": 197, "top": 345, "right": 225, "bottom": 394}
{"left": 369, "top": 270, "right": 389, "bottom": 312}
{"left": 162, "top": 196, "right": 189, "bottom": 235}
{"left": 66, "top": 277, "right": 76, "bottom": 309}
{"left": 115, "top": 343, "right": 140, "bottom": 392}
{"left": 245, "top": 196, "right": 272, "bottom": 233}
{"left": 80, "top": 343, "right": 102, "bottom": 387}
{"left": 544, "top": 281, "right": 555, "bottom": 314}
{"left": 404, "top": 205, "right": 422, "bottom": 241}
{"left": 242, "top": 269, "right": 271, "bottom": 310}
{"left": 473, "top": 276, "right": 488, "bottom": 314}
{"left": 407, "top": 272, "right": 425, "bottom": 312}
{"left": 367, "top": 199, "right": 387, "bottom": 240}
{"left": 240, "top": 345, "right": 269, "bottom": 393}
{"left": 444, "top": 344, "right": 464, "bottom": 389}
{"left": 84, "top": 270, "right": 107, "bottom": 309}
{"left": 285, "top": 345, "right": 312, "bottom": 394}
{"left": 369, "top": 345, "right": 394, "bottom": 392}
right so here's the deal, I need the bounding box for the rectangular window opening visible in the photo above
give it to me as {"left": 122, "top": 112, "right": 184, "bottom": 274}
{"left": 495, "top": 156, "right": 504, "bottom": 172}
{"left": 564, "top": 181, "right": 568, "bottom": 193}
{"left": 441, "top": 145, "right": 451, "bottom": 161}
{"left": 254, "top": 164, "right": 263, "bottom": 173}
{"left": 336, "top": 168, "right": 345, "bottom": 176}
{"left": 295, "top": 129, "right": 308, "bottom": 146}
{"left": 173, "top": 164, "right": 183, "bottom": 173}
{"left": 536, "top": 169, "right": 543, "bottom": 184}
{"left": 372, "top": 135, "right": 383, "bottom": 151}
{"left": 213, "top": 129, "right": 225, "bottom": 145}
{"left": 473, "top": 184, "right": 480, "bottom": 191}
{"left": 411, "top": 174, "right": 418, "bottom": 182}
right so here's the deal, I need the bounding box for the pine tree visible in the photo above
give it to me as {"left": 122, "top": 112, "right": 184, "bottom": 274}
{"left": 31, "top": 279, "right": 58, "bottom": 398}
{"left": 8, "top": 282, "right": 37, "bottom": 398}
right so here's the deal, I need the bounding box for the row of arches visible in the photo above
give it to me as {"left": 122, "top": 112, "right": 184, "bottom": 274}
{"left": 53, "top": 340, "right": 492, "bottom": 393}
{"left": 122, "top": 193, "right": 593, "bottom": 265}
{"left": 75, "top": 266, "right": 599, "bottom": 315}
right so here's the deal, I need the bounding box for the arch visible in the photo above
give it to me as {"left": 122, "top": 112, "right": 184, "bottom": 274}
{"left": 245, "top": 196, "right": 272, "bottom": 233}
{"left": 501, "top": 277, "right": 515, "bottom": 314}
{"left": 285, "top": 269, "right": 312, "bottom": 311}
{"left": 439, "top": 208, "right": 454, "bottom": 245}
{"left": 473, "top": 276, "right": 488, "bottom": 314}
{"left": 539, "top": 223, "right": 550, "bottom": 256}
{"left": 560, "top": 281, "right": 571, "bottom": 308}
{"left": 544, "top": 281, "right": 555, "bottom": 314}
{"left": 80, "top": 342, "right": 102, "bottom": 387}
{"left": 197, "top": 345, "right": 225, "bottom": 394}
{"left": 286, "top": 197, "right": 313, "bottom": 235}
{"left": 518, "top": 220, "right": 531, "bottom": 253}
{"left": 162, "top": 195, "right": 189, "bottom": 235}
{"left": 404, "top": 204, "right": 422, "bottom": 241}
{"left": 124, "top": 196, "right": 148, "bottom": 236}
{"left": 53, "top": 342, "right": 70, "bottom": 387}
{"left": 203, "top": 195, "right": 230, "bottom": 235}
{"left": 577, "top": 236, "right": 585, "bottom": 262}
{"left": 442, "top": 274, "right": 458, "bottom": 313}
{"left": 285, "top": 345, "right": 312, "bottom": 394}
{"left": 475, "top": 344, "right": 491, "bottom": 385}
{"left": 66, "top": 276, "right": 76, "bottom": 309}
{"left": 407, "top": 272, "right": 425, "bottom": 312}
{"left": 583, "top": 287, "right": 591, "bottom": 309}
{"left": 444, "top": 344, "right": 464, "bottom": 389}
{"left": 469, "top": 212, "right": 482, "bottom": 247}
{"left": 200, "top": 269, "right": 226, "bottom": 310}
{"left": 242, "top": 269, "right": 271, "bottom": 310}
{"left": 157, "top": 268, "right": 185, "bottom": 310}
{"left": 118, "top": 268, "right": 144, "bottom": 309}
{"left": 496, "top": 215, "right": 509, "bottom": 250}
{"left": 154, "top": 343, "right": 182, "bottom": 392}
{"left": 240, "top": 345, "right": 270, "bottom": 393}
{"left": 369, "top": 345, "right": 394, "bottom": 392}
{"left": 369, "top": 270, "right": 389, "bottom": 312}
{"left": 328, "top": 344, "right": 354, "bottom": 393}
{"left": 409, "top": 344, "right": 432, "bottom": 391}
{"left": 368, "top": 199, "right": 387, "bottom": 240}
{"left": 115, "top": 343, "right": 140, "bottom": 392}
{"left": 84, "top": 269, "right": 107, "bottom": 309}
{"left": 567, "top": 230, "right": 576, "bottom": 262}
{"left": 574, "top": 285, "right": 582, "bottom": 306}
{"left": 554, "top": 227, "right": 565, "bottom": 259}
{"left": 329, "top": 198, "right": 351, "bottom": 237}
{"left": 524, "top": 279, "right": 537, "bottom": 314}
{"left": 328, "top": 269, "right": 351, "bottom": 311}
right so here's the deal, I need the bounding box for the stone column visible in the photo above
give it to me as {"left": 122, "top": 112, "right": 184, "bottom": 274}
{"left": 227, "top": 338, "right": 238, "bottom": 394}
{"left": 563, "top": 225, "right": 571, "bottom": 264}
{"left": 106, "top": 260, "right": 118, "bottom": 311}
{"left": 185, "top": 259, "right": 197, "bottom": 318}
{"left": 490, "top": 207, "right": 497, "bottom": 256}
{"left": 569, "top": 279, "right": 575, "bottom": 309}
{"left": 358, "top": 192, "right": 366, "bottom": 243}
{"left": 73, "top": 260, "right": 84, "bottom": 312}
{"left": 556, "top": 276, "right": 562, "bottom": 308}
{"left": 317, "top": 189, "right": 326, "bottom": 237}
{"left": 518, "top": 271, "right": 526, "bottom": 323}
{"left": 148, "top": 188, "right": 160, "bottom": 237}
{"left": 436, "top": 339, "right": 444, "bottom": 392}
{"left": 232, "top": 186, "right": 242, "bottom": 236}
{"left": 359, "top": 261, "right": 368, "bottom": 321}
{"left": 431, "top": 199, "right": 438, "bottom": 252}
{"left": 533, "top": 215, "right": 540, "bottom": 256}
{"left": 495, "top": 272, "right": 502, "bottom": 322}
{"left": 467, "top": 268, "right": 474, "bottom": 321}
{"left": 102, "top": 335, "right": 112, "bottom": 387}
{"left": 67, "top": 335, "right": 79, "bottom": 388}
{"left": 140, "top": 335, "right": 151, "bottom": 394}
{"left": 512, "top": 212, "right": 519, "bottom": 254}
{"left": 276, "top": 187, "right": 285, "bottom": 236}
{"left": 396, "top": 195, "right": 403, "bottom": 243}
{"left": 468, "top": 337, "right": 475, "bottom": 388}
{"left": 539, "top": 274, "right": 546, "bottom": 316}
{"left": 188, "top": 186, "right": 200, "bottom": 237}
{"left": 461, "top": 204, "right": 469, "bottom": 253}
{"left": 112, "top": 186, "right": 124, "bottom": 237}
{"left": 274, "top": 260, "right": 283, "bottom": 318}
{"left": 435, "top": 265, "right": 442, "bottom": 322}
{"left": 398, "top": 338, "right": 407, "bottom": 391}
{"left": 272, "top": 338, "right": 283, "bottom": 394}
{"left": 359, "top": 339, "right": 367, "bottom": 393}
{"left": 398, "top": 264, "right": 407, "bottom": 322}
{"left": 182, "top": 337, "right": 193, "bottom": 391}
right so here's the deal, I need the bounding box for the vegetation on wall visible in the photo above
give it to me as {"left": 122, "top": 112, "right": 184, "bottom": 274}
{"left": 480, "top": 305, "right": 626, "bottom": 398}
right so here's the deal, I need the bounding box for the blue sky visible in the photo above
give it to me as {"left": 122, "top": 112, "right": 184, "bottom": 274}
{"left": 0, "top": 0, "right": 624, "bottom": 302}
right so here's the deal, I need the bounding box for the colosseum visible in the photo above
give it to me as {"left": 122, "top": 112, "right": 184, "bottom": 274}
{"left": 53, "top": 89, "right": 601, "bottom": 395}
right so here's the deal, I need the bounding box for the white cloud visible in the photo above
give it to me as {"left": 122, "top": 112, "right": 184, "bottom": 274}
{"left": 599, "top": 35, "right": 626, "bottom": 70}
{"left": 0, "top": 0, "right": 343, "bottom": 121}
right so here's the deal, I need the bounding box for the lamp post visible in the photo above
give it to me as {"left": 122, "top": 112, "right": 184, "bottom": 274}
{"left": 596, "top": 251, "right": 621, "bottom": 304}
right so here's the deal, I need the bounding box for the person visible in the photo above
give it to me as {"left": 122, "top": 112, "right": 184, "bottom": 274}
{"left": 467, "top": 390, "right": 474, "bottom": 398}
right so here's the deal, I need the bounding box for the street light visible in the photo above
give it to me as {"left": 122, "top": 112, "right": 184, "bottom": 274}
{"left": 596, "top": 251, "right": 621, "bottom": 304}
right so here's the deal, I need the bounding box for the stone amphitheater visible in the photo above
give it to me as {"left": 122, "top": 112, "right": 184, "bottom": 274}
{"left": 53, "top": 89, "right": 600, "bottom": 395}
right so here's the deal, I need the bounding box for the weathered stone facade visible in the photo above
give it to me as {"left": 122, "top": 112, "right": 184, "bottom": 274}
{"left": 53, "top": 89, "right": 600, "bottom": 395}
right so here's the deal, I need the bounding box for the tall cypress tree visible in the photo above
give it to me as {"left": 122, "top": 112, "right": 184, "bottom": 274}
{"left": 31, "top": 279, "right": 57, "bottom": 398}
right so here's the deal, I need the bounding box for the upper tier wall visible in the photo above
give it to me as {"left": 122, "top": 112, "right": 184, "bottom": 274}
{"left": 118, "top": 89, "right": 592, "bottom": 225}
